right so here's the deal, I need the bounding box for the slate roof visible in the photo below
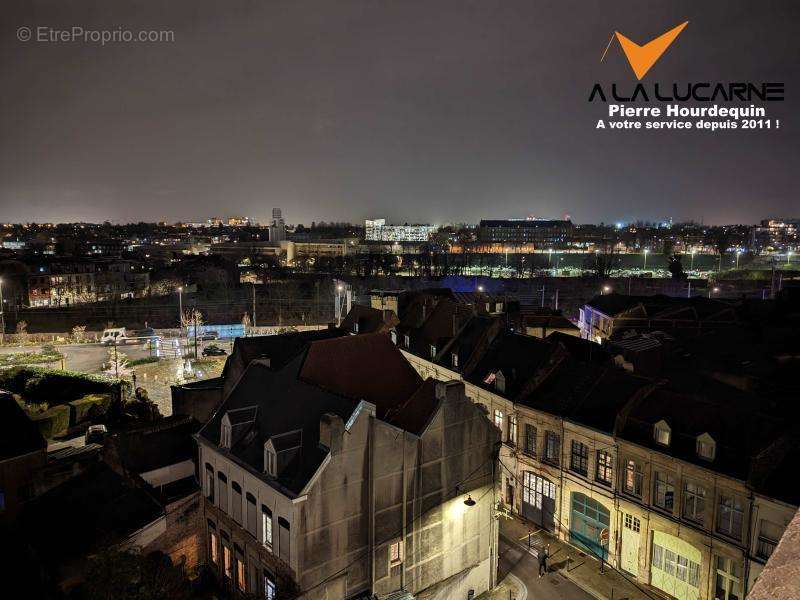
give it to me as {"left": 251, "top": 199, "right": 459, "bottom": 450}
{"left": 0, "top": 391, "right": 46, "bottom": 462}
{"left": 339, "top": 304, "right": 398, "bottom": 335}
{"left": 222, "top": 328, "right": 345, "bottom": 379}
{"left": 586, "top": 293, "right": 736, "bottom": 322}
{"left": 200, "top": 332, "right": 433, "bottom": 496}
{"left": 107, "top": 415, "right": 200, "bottom": 474}
{"left": 521, "top": 359, "right": 654, "bottom": 434}
{"left": 617, "top": 373, "right": 789, "bottom": 485}
{"left": 22, "top": 462, "right": 163, "bottom": 563}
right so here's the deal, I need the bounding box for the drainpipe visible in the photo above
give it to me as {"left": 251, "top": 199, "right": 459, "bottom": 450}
{"left": 743, "top": 490, "right": 756, "bottom": 596}
{"left": 400, "top": 432, "right": 407, "bottom": 591}
{"left": 369, "top": 415, "right": 376, "bottom": 593}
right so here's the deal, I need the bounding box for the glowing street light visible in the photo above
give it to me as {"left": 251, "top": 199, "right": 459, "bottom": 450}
{"left": 709, "top": 286, "right": 720, "bottom": 298}
{"left": 690, "top": 250, "right": 696, "bottom": 271}
{"left": 643, "top": 248, "right": 649, "bottom": 270}
{"left": 177, "top": 286, "right": 183, "bottom": 325}
{"left": 477, "top": 285, "right": 484, "bottom": 293}
{"left": 788, "top": 251, "right": 794, "bottom": 266}
{"left": 602, "top": 285, "right": 611, "bottom": 295}
{"left": 548, "top": 248, "right": 553, "bottom": 265}
{"left": 735, "top": 249, "right": 742, "bottom": 269}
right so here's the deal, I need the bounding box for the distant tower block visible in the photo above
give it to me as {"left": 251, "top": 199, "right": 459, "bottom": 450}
{"left": 269, "top": 208, "right": 286, "bottom": 242}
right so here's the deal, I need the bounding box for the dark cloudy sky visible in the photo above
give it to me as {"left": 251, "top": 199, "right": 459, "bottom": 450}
{"left": 1, "top": 0, "right": 797, "bottom": 225}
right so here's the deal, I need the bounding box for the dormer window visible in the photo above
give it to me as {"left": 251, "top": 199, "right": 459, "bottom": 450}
{"left": 495, "top": 371, "right": 506, "bottom": 394}
{"left": 221, "top": 415, "right": 232, "bottom": 449}
{"left": 696, "top": 433, "right": 716, "bottom": 461}
{"left": 451, "top": 352, "right": 459, "bottom": 368}
{"left": 653, "top": 420, "right": 671, "bottom": 446}
{"left": 430, "top": 344, "right": 437, "bottom": 359}
{"left": 264, "top": 440, "right": 277, "bottom": 477}
{"left": 353, "top": 322, "right": 359, "bottom": 333}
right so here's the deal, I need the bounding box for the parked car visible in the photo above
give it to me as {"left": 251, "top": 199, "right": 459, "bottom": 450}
{"left": 85, "top": 424, "right": 108, "bottom": 445}
{"left": 202, "top": 345, "right": 227, "bottom": 357}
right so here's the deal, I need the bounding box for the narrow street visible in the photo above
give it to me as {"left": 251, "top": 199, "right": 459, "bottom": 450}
{"left": 495, "top": 534, "right": 593, "bottom": 600}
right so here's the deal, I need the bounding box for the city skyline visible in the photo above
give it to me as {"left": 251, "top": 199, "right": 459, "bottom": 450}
{"left": 2, "top": 1, "right": 797, "bottom": 225}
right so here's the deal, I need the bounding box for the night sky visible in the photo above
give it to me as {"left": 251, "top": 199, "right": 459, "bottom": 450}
{"left": 1, "top": 0, "right": 797, "bottom": 225}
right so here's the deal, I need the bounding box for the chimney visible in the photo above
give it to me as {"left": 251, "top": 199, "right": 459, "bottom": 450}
{"left": 319, "top": 413, "right": 345, "bottom": 454}
{"left": 435, "top": 380, "right": 465, "bottom": 403}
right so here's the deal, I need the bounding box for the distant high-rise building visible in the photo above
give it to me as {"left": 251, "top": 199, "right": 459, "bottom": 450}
{"left": 364, "top": 218, "right": 436, "bottom": 242}
{"left": 269, "top": 207, "right": 286, "bottom": 242}
{"left": 478, "top": 218, "right": 572, "bottom": 248}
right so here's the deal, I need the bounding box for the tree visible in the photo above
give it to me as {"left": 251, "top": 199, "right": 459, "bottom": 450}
{"left": 104, "top": 347, "right": 132, "bottom": 380}
{"left": 242, "top": 312, "right": 252, "bottom": 336}
{"left": 81, "top": 548, "right": 192, "bottom": 600}
{"left": 72, "top": 325, "right": 87, "bottom": 343}
{"left": 585, "top": 244, "right": 617, "bottom": 278}
{"left": 667, "top": 254, "right": 687, "bottom": 280}
{"left": 15, "top": 320, "right": 28, "bottom": 344}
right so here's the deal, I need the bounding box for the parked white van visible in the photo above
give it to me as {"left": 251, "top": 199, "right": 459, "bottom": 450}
{"left": 100, "top": 327, "right": 158, "bottom": 345}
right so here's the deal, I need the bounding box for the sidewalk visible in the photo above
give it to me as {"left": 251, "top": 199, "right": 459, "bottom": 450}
{"left": 500, "top": 515, "right": 658, "bottom": 600}
{"left": 477, "top": 572, "right": 526, "bottom": 600}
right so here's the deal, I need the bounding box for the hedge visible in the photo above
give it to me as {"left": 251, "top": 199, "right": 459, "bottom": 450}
{"left": 30, "top": 405, "right": 71, "bottom": 439}
{"left": 68, "top": 394, "right": 112, "bottom": 425}
{"left": 0, "top": 367, "right": 124, "bottom": 406}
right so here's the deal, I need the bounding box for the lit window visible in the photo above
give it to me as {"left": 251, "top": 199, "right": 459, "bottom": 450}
{"left": 210, "top": 531, "right": 218, "bottom": 564}
{"left": 507, "top": 414, "right": 517, "bottom": 446}
{"left": 494, "top": 409, "right": 503, "bottom": 430}
{"left": 595, "top": 450, "right": 613, "bottom": 485}
{"left": 389, "top": 541, "right": 403, "bottom": 565}
{"left": 404, "top": 334, "right": 410, "bottom": 348}
{"left": 451, "top": 352, "right": 459, "bottom": 368}
{"left": 264, "top": 573, "right": 277, "bottom": 600}
{"left": 623, "top": 459, "right": 643, "bottom": 497}
{"left": 223, "top": 546, "right": 232, "bottom": 579}
{"left": 430, "top": 344, "right": 436, "bottom": 358}
{"left": 237, "top": 558, "right": 246, "bottom": 592}
{"left": 262, "top": 505, "right": 273, "bottom": 549}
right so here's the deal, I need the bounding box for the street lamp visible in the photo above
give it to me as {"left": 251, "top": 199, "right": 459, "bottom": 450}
{"left": 735, "top": 249, "right": 742, "bottom": 270}
{"left": 643, "top": 248, "right": 649, "bottom": 270}
{"left": 477, "top": 285, "right": 484, "bottom": 293}
{"left": 788, "top": 251, "right": 794, "bottom": 266}
{"left": 463, "top": 495, "right": 476, "bottom": 507}
{"left": 177, "top": 286, "right": 183, "bottom": 325}
{"left": 548, "top": 248, "right": 553, "bottom": 265}
{"left": 690, "top": 250, "right": 696, "bottom": 271}
{"left": 709, "top": 286, "right": 720, "bottom": 298}
{"left": 0, "top": 277, "right": 4, "bottom": 345}
{"left": 602, "top": 285, "right": 611, "bottom": 295}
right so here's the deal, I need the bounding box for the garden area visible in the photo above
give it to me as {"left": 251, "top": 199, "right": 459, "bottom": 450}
{"left": 0, "top": 346, "right": 63, "bottom": 368}
{"left": 0, "top": 367, "right": 162, "bottom": 440}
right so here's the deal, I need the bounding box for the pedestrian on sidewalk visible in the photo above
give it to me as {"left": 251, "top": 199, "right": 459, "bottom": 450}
{"left": 538, "top": 544, "right": 549, "bottom": 578}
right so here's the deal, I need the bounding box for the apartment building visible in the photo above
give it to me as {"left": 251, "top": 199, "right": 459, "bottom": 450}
{"left": 195, "top": 332, "right": 500, "bottom": 599}
{"left": 392, "top": 293, "right": 799, "bottom": 600}
{"left": 578, "top": 293, "right": 739, "bottom": 343}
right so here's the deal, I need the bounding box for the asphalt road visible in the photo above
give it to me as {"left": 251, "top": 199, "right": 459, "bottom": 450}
{"left": 498, "top": 535, "right": 592, "bottom": 600}
{"left": 0, "top": 339, "right": 229, "bottom": 373}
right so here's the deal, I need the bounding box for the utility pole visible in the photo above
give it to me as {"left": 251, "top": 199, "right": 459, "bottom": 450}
{"left": 252, "top": 283, "right": 257, "bottom": 328}
{"left": 0, "top": 278, "right": 5, "bottom": 346}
